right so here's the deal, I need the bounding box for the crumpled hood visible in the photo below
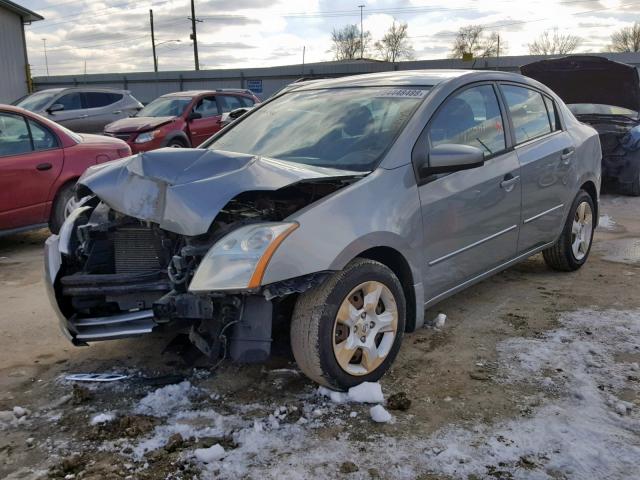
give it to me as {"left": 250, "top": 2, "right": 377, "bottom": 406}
{"left": 78, "top": 148, "right": 363, "bottom": 236}
{"left": 521, "top": 55, "right": 640, "bottom": 112}
{"left": 104, "top": 116, "right": 175, "bottom": 133}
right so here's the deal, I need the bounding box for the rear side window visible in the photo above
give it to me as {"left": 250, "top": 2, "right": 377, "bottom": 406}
{"left": 85, "top": 92, "right": 122, "bottom": 108}
{"left": 501, "top": 85, "right": 552, "bottom": 144}
{"left": 217, "top": 95, "right": 244, "bottom": 113}
{"left": 544, "top": 96, "right": 561, "bottom": 131}
{"left": 428, "top": 84, "right": 506, "bottom": 157}
{"left": 238, "top": 96, "right": 255, "bottom": 108}
{"left": 56, "top": 92, "right": 83, "bottom": 110}
{"left": 0, "top": 113, "right": 31, "bottom": 156}
{"left": 193, "top": 96, "right": 220, "bottom": 117}
{"left": 28, "top": 119, "right": 59, "bottom": 150}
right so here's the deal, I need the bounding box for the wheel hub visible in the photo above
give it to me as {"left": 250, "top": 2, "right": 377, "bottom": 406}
{"left": 332, "top": 281, "right": 398, "bottom": 376}
{"left": 571, "top": 201, "right": 593, "bottom": 261}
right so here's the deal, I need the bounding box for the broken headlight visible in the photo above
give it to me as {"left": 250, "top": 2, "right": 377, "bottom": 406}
{"left": 188, "top": 222, "right": 298, "bottom": 292}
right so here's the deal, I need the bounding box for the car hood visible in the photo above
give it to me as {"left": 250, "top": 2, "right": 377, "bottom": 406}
{"left": 104, "top": 116, "right": 176, "bottom": 133}
{"left": 521, "top": 56, "right": 640, "bottom": 112}
{"left": 78, "top": 148, "right": 363, "bottom": 236}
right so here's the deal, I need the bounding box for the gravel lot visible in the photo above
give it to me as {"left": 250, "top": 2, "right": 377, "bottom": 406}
{"left": 1, "top": 194, "right": 639, "bottom": 480}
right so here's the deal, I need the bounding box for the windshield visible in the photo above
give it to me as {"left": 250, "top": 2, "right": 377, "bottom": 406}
{"left": 16, "top": 91, "right": 58, "bottom": 112}
{"left": 568, "top": 103, "right": 638, "bottom": 118}
{"left": 208, "top": 87, "right": 429, "bottom": 171}
{"left": 137, "top": 97, "right": 192, "bottom": 117}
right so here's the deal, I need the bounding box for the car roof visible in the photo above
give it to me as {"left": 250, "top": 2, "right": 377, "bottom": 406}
{"left": 162, "top": 89, "right": 254, "bottom": 98}
{"left": 289, "top": 69, "right": 530, "bottom": 90}
{"left": 32, "top": 87, "right": 128, "bottom": 94}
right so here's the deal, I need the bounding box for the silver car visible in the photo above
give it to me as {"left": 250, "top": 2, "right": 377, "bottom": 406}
{"left": 44, "top": 70, "right": 601, "bottom": 389}
{"left": 15, "top": 88, "right": 142, "bottom": 133}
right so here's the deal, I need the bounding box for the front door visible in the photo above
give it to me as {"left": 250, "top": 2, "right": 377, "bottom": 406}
{"left": 415, "top": 84, "right": 522, "bottom": 302}
{"left": 0, "top": 112, "right": 64, "bottom": 231}
{"left": 47, "top": 91, "right": 87, "bottom": 132}
{"left": 499, "top": 84, "right": 577, "bottom": 252}
{"left": 188, "top": 95, "right": 222, "bottom": 146}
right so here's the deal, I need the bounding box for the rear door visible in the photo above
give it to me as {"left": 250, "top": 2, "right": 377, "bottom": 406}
{"left": 188, "top": 95, "right": 222, "bottom": 146}
{"left": 499, "top": 83, "right": 577, "bottom": 252}
{"left": 48, "top": 91, "right": 86, "bottom": 132}
{"left": 0, "top": 112, "right": 64, "bottom": 230}
{"left": 83, "top": 91, "right": 125, "bottom": 132}
{"left": 415, "top": 83, "right": 522, "bottom": 301}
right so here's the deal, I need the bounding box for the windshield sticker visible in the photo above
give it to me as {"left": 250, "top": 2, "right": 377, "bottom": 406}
{"left": 375, "top": 88, "right": 428, "bottom": 98}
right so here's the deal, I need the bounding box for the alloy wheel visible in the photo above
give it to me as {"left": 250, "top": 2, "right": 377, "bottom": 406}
{"left": 571, "top": 201, "right": 593, "bottom": 261}
{"left": 332, "top": 281, "right": 398, "bottom": 376}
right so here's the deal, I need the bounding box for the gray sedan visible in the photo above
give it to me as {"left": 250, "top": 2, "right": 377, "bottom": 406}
{"left": 15, "top": 88, "right": 142, "bottom": 133}
{"left": 44, "top": 70, "right": 601, "bottom": 389}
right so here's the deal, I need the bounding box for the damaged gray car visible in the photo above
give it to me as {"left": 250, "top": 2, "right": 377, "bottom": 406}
{"left": 522, "top": 55, "right": 640, "bottom": 195}
{"left": 45, "top": 70, "right": 601, "bottom": 389}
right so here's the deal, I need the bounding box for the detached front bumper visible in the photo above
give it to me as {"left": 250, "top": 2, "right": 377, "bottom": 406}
{"left": 44, "top": 234, "right": 157, "bottom": 344}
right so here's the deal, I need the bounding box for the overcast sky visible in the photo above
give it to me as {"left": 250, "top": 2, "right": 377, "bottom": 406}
{"left": 20, "top": 0, "right": 638, "bottom": 76}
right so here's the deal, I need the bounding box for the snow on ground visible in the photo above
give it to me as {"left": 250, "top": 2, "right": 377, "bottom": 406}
{"left": 89, "top": 412, "right": 115, "bottom": 425}
{"left": 96, "top": 309, "right": 640, "bottom": 478}
{"left": 599, "top": 214, "right": 617, "bottom": 230}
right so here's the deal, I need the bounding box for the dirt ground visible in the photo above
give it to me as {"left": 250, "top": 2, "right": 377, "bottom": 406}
{"left": 1, "top": 194, "right": 639, "bottom": 480}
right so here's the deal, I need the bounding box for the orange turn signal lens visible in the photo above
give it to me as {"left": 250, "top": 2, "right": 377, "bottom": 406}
{"left": 247, "top": 223, "right": 299, "bottom": 288}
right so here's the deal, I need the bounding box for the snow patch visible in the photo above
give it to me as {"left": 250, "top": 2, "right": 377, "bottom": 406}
{"left": 90, "top": 413, "right": 115, "bottom": 425}
{"left": 135, "top": 381, "right": 195, "bottom": 416}
{"left": 370, "top": 404, "right": 392, "bottom": 423}
{"left": 318, "top": 382, "right": 385, "bottom": 404}
{"left": 599, "top": 214, "right": 617, "bottom": 230}
{"left": 194, "top": 444, "right": 225, "bottom": 463}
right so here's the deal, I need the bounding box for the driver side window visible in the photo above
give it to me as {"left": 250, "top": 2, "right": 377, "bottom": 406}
{"left": 429, "top": 85, "right": 506, "bottom": 158}
{"left": 193, "top": 96, "right": 220, "bottom": 118}
{"left": 56, "top": 93, "right": 83, "bottom": 111}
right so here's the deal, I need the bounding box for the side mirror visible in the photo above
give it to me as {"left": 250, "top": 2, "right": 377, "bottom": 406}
{"left": 421, "top": 144, "right": 485, "bottom": 176}
{"left": 47, "top": 103, "right": 64, "bottom": 114}
{"left": 188, "top": 111, "right": 202, "bottom": 121}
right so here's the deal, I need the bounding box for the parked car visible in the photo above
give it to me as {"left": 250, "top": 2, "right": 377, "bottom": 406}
{"left": 219, "top": 106, "right": 253, "bottom": 128}
{"left": 14, "top": 88, "right": 143, "bottom": 134}
{"left": 522, "top": 55, "right": 640, "bottom": 195}
{"left": 103, "top": 89, "right": 261, "bottom": 153}
{"left": 45, "top": 70, "right": 601, "bottom": 390}
{"left": 0, "top": 105, "right": 131, "bottom": 235}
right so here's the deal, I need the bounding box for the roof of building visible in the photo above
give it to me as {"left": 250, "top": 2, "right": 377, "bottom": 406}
{"left": 0, "top": 0, "right": 44, "bottom": 23}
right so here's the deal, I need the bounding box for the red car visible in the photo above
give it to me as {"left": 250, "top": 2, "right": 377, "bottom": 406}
{"left": 0, "top": 105, "right": 131, "bottom": 235}
{"left": 103, "top": 89, "right": 261, "bottom": 153}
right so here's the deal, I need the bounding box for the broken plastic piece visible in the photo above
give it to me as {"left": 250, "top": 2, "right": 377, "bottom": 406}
{"left": 65, "top": 373, "right": 129, "bottom": 382}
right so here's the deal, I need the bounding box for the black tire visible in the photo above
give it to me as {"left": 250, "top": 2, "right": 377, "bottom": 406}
{"left": 542, "top": 190, "right": 596, "bottom": 271}
{"left": 290, "top": 258, "right": 406, "bottom": 390}
{"left": 49, "top": 183, "right": 75, "bottom": 234}
{"left": 167, "top": 139, "right": 187, "bottom": 148}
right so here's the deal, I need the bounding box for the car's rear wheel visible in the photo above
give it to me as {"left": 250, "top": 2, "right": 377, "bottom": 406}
{"left": 49, "top": 183, "right": 76, "bottom": 234}
{"left": 167, "top": 139, "right": 186, "bottom": 148}
{"left": 290, "top": 258, "right": 405, "bottom": 390}
{"left": 542, "top": 190, "right": 596, "bottom": 271}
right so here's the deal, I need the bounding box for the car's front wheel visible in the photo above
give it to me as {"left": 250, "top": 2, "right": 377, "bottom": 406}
{"left": 542, "top": 189, "right": 596, "bottom": 271}
{"left": 49, "top": 183, "right": 76, "bottom": 234}
{"left": 290, "top": 258, "right": 405, "bottom": 390}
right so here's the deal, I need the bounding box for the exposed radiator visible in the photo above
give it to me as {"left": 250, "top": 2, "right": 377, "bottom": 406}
{"left": 114, "top": 227, "right": 161, "bottom": 274}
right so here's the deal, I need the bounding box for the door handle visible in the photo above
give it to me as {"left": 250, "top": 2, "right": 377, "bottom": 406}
{"left": 500, "top": 174, "right": 520, "bottom": 192}
{"left": 36, "top": 163, "right": 52, "bottom": 171}
{"left": 79, "top": 114, "right": 89, "bottom": 118}
{"left": 561, "top": 147, "right": 575, "bottom": 164}
{"left": 112, "top": 110, "right": 122, "bottom": 114}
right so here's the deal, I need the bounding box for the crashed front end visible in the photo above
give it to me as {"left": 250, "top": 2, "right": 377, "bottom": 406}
{"left": 44, "top": 148, "right": 361, "bottom": 362}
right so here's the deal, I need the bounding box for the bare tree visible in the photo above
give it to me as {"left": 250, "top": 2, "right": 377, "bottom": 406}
{"left": 528, "top": 28, "right": 581, "bottom": 55}
{"left": 331, "top": 24, "right": 371, "bottom": 60}
{"left": 374, "top": 20, "right": 414, "bottom": 62}
{"left": 449, "top": 25, "right": 505, "bottom": 59}
{"left": 609, "top": 22, "right": 640, "bottom": 52}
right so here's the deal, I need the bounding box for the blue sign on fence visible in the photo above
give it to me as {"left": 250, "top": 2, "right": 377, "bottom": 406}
{"left": 247, "top": 79, "right": 263, "bottom": 94}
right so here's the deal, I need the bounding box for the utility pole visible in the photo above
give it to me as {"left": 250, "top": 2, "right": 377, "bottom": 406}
{"left": 302, "top": 45, "right": 305, "bottom": 75}
{"left": 42, "top": 38, "right": 49, "bottom": 76}
{"left": 496, "top": 33, "right": 500, "bottom": 69}
{"left": 189, "top": 0, "right": 201, "bottom": 71}
{"left": 358, "top": 4, "right": 365, "bottom": 59}
{"left": 150, "top": 9, "right": 158, "bottom": 72}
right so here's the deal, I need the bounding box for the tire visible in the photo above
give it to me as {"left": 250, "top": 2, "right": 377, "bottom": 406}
{"left": 290, "top": 258, "right": 406, "bottom": 390}
{"left": 49, "top": 183, "right": 76, "bottom": 234}
{"left": 167, "top": 139, "right": 186, "bottom": 148}
{"left": 542, "top": 190, "right": 596, "bottom": 272}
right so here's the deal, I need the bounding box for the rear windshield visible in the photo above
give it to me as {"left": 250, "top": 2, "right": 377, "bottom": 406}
{"left": 15, "top": 91, "right": 58, "bottom": 112}
{"left": 568, "top": 103, "right": 638, "bottom": 118}
{"left": 208, "top": 87, "right": 430, "bottom": 171}
{"left": 137, "top": 97, "right": 192, "bottom": 117}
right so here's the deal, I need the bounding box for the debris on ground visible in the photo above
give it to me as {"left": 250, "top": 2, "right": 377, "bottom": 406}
{"left": 339, "top": 461, "right": 359, "bottom": 473}
{"left": 369, "top": 404, "right": 393, "bottom": 423}
{"left": 71, "top": 384, "right": 92, "bottom": 404}
{"left": 387, "top": 392, "right": 411, "bottom": 411}
{"left": 64, "top": 373, "right": 129, "bottom": 382}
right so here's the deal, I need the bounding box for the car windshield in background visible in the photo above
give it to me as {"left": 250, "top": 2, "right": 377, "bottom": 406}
{"left": 15, "top": 91, "right": 58, "bottom": 112}
{"left": 137, "top": 97, "right": 192, "bottom": 117}
{"left": 568, "top": 103, "right": 639, "bottom": 118}
{"left": 209, "top": 87, "right": 430, "bottom": 171}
